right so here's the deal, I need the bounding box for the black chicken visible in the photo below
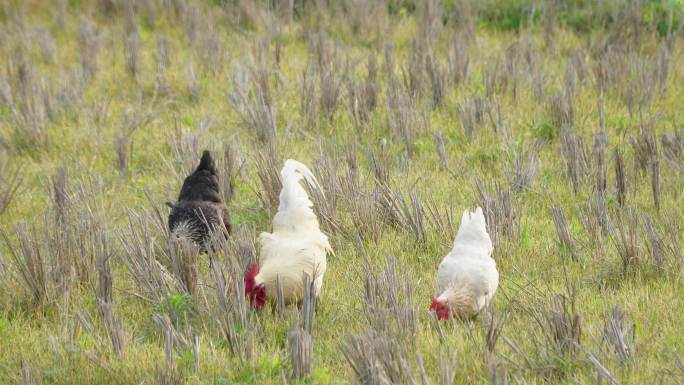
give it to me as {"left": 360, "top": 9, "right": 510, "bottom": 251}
{"left": 167, "top": 150, "right": 231, "bottom": 250}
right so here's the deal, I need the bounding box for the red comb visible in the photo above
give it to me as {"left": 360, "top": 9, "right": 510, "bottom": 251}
{"left": 244, "top": 263, "right": 259, "bottom": 293}
{"left": 429, "top": 296, "right": 439, "bottom": 311}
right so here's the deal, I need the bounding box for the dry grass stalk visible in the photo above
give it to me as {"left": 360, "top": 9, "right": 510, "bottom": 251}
{"left": 153, "top": 313, "right": 200, "bottom": 373}
{"left": 593, "top": 132, "right": 608, "bottom": 196}
{"left": 1, "top": 224, "right": 53, "bottom": 305}
{"left": 630, "top": 124, "right": 658, "bottom": 173}
{"left": 94, "top": 218, "right": 124, "bottom": 360}
{"left": 551, "top": 206, "right": 578, "bottom": 261}
{"left": 301, "top": 56, "right": 318, "bottom": 128}
{"left": 651, "top": 156, "right": 660, "bottom": 210}
{"left": 541, "top": 0, "right": 558, "bottom": 48}
{"left": 97, "top": 299, "right": 125, "bottom": 358}
{"left": 559, "top": 127, "right": 589, "bottom": 194}
{"left": 424, "top": 196, "right": 457, "bottom": 242}
{"left": 55, "top": 0, "right": 66, "bottom": 28}
{"left": 78, "top": 18, "right": 101, "bottom": 81}
{"left": 142, "top": 0, "right": 156, "bottom": 28}
{"left": 501, "top": 42, "right": 524, "bottom": 100}
{"left": 338, "top": 146, "right": 383, "bottom": 241}
{"left": 20, "top": 360, "right": 42, "bottom": 385}
{"left": 548, "top": 92, "right": 574, "bottom": 131}
{"left": 643, "top": 214, "right": 682, "bottom": 271}
{"left": 457, "top": 96, "right": 489, "bottom": 141}
{"left": 538, "top": 294, "right": 582, "bottom": 358}
{"left": 417, "top": 0, "right": 442, "bottom": 44}
{"left": 369, "top": 143, "right": 393, "bottom": 189}
{"left": 0, "top": 156, "right": 23, "bottom": 215}
{"left": 207, "top": 228, "right": 257, "bottom": 364}
{"left": 318, "top": 49, "right": 343, "bottom": 122}
{"left": 507, "top": 142, "right": 541, "bottom": 191}
{"left": 310, "top": 147, "right": 343, "bottom": 236}
{"left": 630, "top": 123, "right": 661, "bottom": 209}
{"left": 301, "top": 33, "right": 344, "bottom": 124}
{"left": 439, "top": 350, "right": 456, "bottom": 385}
{"left": 653, "top": 43, "right": 671, "bottom": 94}
{"left": 119, "top": 209, "right": 176, "bottom": 302}
{"left": 661, "top": 131, "right": 684, "bottom": 173}
{"left": 3, "top": 46, "right": 53, "bottom": 150}
{"left": 607, "top": 207, "right": 641, "bottom": 271}
{"left": 167, "top": 116, "right": 211, "bottom": 179}
{"left": 643, "top": 214, "right": 665, "bottom": 270}
{"left": 433, "top": 132, "right": 449, "bottom": 170}
{"left": 363, "top": 255, "right": 416, "bottom": 341}
{"left": 288, "top": 329, "right": 313, "bottom": 379}
{"left": 489, "top": 360, "right": 509, "bottom": 385}
{"left": 167, "top": 236, "right": 200, "bottom": 297}
{"left": 229, "top": 59, "right": 277, "bottom": 143}
{"left": 124, "top": 30, "right": 140, "bottom": 80}
{"left": 484, "top": 307, "right": 509, "bottom": 364}
{"left": 391, "top": 189, "right": 427, "bottom": 244}
{"left": 577, "top": 192, "right": 609, "bottom": 243}
{"left": 218, "top": 142, "right": 241, "bottom": 206}
{"left": 300, "top": 272, "right": 318, "bottom": 333}
{"left": 2, "top": 168, "right": 109, "bottom": 304}
{"left": 346, "top": 54, "right": 378, "bottom": 133}
{"left": 275, "top": 275, "right": 286, "bottom": 319}
{"left": 426, "top": 52, "right": 448, "bottom": 108}
{"left": 114, "top": 97, "right": 159, "bottom": 177}
{"left": 97, "top": 214, "right": 124, "bottom": 358}
{"left": 601, "top": 306, "right": 635, "bottom": 365}
{"left": 386, "top": 77, "right": 421, "bottom": 156}
{"left": 196, "top": 27, "right": 225, "bottom": 75}
{"left": 614, "top": 149, "right": 627, "bottom": 207}
{"left": 341, "top": 331, "right": 419, "bottom": 385}
{"left": 155, "top": 36, "right": 171, "bottom": 94}
{"left": 254, "top": 143, "right": 282, "bottom": 212}
{"left": 483, "top": 56, "right": 505, "bottom": 97}
{"left": 33, "top": 26, "right": 56, "bottom": 64}
{"left": 405, "top": 39, "right": 426, "bottom": 99}
{"left": 369, "top": 144, "right": 404, "bottom": 228}
{"left": 447, "top": 36, "right": 470, "bottom": 86}
{"left": 56, "top": 173, "right": 111, "bottom": 284}
{"left": 475, "top": 178, "right": 519, "bottom": 243}
{"left": 157, "top": 36, "right": 171, "bottom": 71}
{"left": 588, "top": 354, "right": 620, "bottom": 385}
{"left": 228, "top": 59, "right": 277, "bottom": 143}
{"left": 185, "top": 62, "right": 199, "bottom": 99}
{"left": 181, "top": 4, "right": 200, "bottom": 44}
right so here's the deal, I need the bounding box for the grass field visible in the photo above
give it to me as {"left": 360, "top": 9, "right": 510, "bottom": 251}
{"left": 1, "top": 0, "right": 683, "bottom": 384}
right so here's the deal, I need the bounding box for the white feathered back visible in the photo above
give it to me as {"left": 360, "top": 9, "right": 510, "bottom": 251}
{"left": 272, "top": 159, "right": 322, "bottom": 232}
{"left": 451, "top": 206, "right": 493, "bottom": 257}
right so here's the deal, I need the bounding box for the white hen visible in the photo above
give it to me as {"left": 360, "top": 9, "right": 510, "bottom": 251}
{"left": 430, "top": 207, "right": 498, "bottom": 320}
{"left": 245, "top": 159, "right": 332, "bottom": 308}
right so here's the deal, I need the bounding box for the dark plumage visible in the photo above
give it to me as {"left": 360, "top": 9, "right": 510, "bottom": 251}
{"left": 168, "top": 150, "right": 231, "bottom": 250}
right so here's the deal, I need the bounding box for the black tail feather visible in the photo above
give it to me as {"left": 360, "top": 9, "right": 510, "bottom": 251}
{"left": 197, "top": 150, "right": 215, "bottom": 173}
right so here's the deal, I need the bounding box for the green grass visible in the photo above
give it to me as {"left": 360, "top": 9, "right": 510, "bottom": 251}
{"left": 0, "top": 1, "right": 683, "bottom": 384}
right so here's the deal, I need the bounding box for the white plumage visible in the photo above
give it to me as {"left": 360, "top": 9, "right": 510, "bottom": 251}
{"left": 253, "top": 159, "right": 332, "bottom": 303}
{"left": 432, "top": 207, "right": 498, "bottom": 319}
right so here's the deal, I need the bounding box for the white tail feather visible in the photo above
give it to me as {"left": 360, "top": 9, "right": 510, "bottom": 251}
{"left": 278, "top": 159, "right": 321, "bottom": 212}
{"left": 452, "top": 207, "right": 492, "bottom": 254}
{"left": 271, "top": 159, "right": 322, "bottom": 233}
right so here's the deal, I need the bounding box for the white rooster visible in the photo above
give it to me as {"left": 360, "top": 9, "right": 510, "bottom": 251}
{"left": 244, "top": 159, "right": 332, "bottom": 309}
{"left": 430, "top": 207, "right": 498, "bottom": 320}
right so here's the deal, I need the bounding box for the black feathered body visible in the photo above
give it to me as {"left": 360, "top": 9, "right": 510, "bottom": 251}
{"left": 168, "top": 151, "right": 231, "bottom": 250}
